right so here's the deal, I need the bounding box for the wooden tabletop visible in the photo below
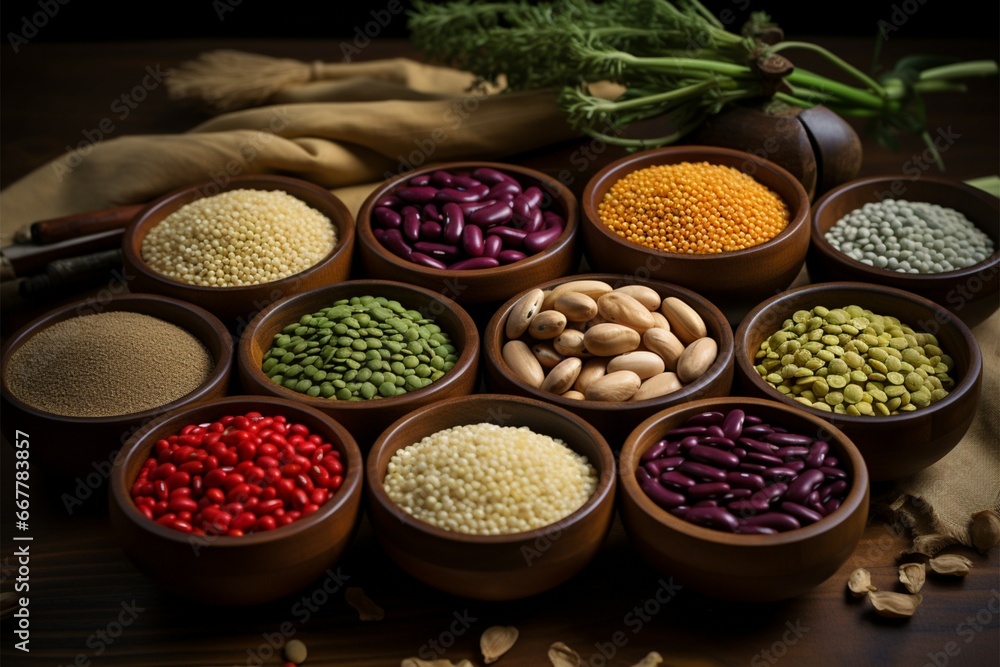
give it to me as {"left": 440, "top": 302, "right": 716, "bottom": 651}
{"left": 2, "top": 36, "right": 999, "bottom": 667}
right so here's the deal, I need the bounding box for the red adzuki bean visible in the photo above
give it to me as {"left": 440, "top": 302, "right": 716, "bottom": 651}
{"left": 637, "top": 409, "right": 851, "bottom": 533}
{"left": 130, "top": 411, "right": 346, "bottom": 537}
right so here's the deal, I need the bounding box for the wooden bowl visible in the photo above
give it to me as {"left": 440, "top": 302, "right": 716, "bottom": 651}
{"left": 618, "top": 396, "right": 869, "bottom": 602}
{"left": 356, "top": 161, "right": 579, "bottom": 308}
{"left": 1, "top": 293, "right": 233, "bottom": 479}
{"left": 807, "top": 175, "right": 1000, "bottom": 327}
{"left": 482, "top": 274, "right": 735, "bottom": 450}
{"left": 121, "top": 174, "right": 356, "bottom": 333}
{"left": 237, "top": 280, "right": 481, "bottom": 452}
{"left": 581, "top": 146, "right": 811, "bottom": 325}
{"left": 108, "top": 395, "right": 363, "bottom": 605}
{"left": 365, "top": 394, "right": 617, "bottom": 601}
{"left": 734, "top": 282, "right": 983, "bottom": 481}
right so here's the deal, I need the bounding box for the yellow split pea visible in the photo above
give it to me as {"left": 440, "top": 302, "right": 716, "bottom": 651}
{"left": 597, "top": 161, "right": 789, "bottom": 253}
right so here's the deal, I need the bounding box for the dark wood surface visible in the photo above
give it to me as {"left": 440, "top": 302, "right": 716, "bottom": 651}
{"left": 2, "top": 36, "right": 998, "bottom": 667}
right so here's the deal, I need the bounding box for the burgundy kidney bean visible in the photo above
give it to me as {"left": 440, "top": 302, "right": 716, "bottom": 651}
{"left": 684, "top": 507, "right": 740, "bottom": 532}
{"left": 780, "top": 501, "right": 824, "bottom": 525}
{"left": 408, "top": 174, "right": 432, "bottom": 187}
{"left": 721, "top": 488, "right": 752, "bottom": 500}
{"left": 498, "top": 249, "right": 528, "bottom": 264}
{"left": 744, "top": 415, "right": 764, "bottom": 426}
{"left": 420, "top": 221, "right": 442, "bottom": 239}
{"left": 403, "top": 211, "right": 421, "bottom": 242}
{"left": 397, "top": 186, "right": 438, "bottom": 203}
{"left": 436, "top": 184, "right": 491, "bottom": 203}
{"left": 422, "top": 203, "right": 443, "bottom": 221}
{"left": 409, "top": 252, "right": 448, "bottom": 269}
{"left": 442, "top": 202, "right": 465, "bottom": 244}
{"left": 688, "top": 482, "right": 730, "bottom": 499}
{"left": 521, "top": 186, "right": 544, "bottom": 208}
{"left": 776, "top": 446, "right": 810, "bottom": 459}
{"left": 635, "top": 467, "right": 652, "bottom": 484}
{"left": 430, "top": 170, "right": 454, "bottom": 187}
{"left": 751, "top": 482, "right": 788, "bottom": 504}
{"left": 381, "top": 229, "right": 412, "bottom": 259}
{"left": 726, "top": 471, "right": 765, "bottom": 491}
{"left": 660, "top": 470, "right": 696, "bottom": 489}
{"left": 469, "top": 201, "right": 514, "bottom": 226}
{"left": 459, "top": 199, "right": 496, "bottom": 214}
{"left": 806, "top": 442, "right": 829, "bottom": 468}
{"left": 462, "top": 224, "right": 485, "bottom": 256}
{"left": 374, "top": 207, "right": 402, "bottom": 228}
{"left": 785, "top": 468, "right": 826, "bottom": 504}
{"left": 413, "top": 242, "right": 461, "bottom": 261}
{"left": 819, "top": 466, "right": 847, "bottom": 480}
{"left": 765, "top": 432, "right": 814, "bottom": 446}
{"left": 738, "top": 437, "right": 779, "bottom": 454}
{"left": 483, "top": 235, "right": 503, "bottom": 258}
{"left": 375, "top": 194, "right": 403, "bottom": 209}
{"left": 666, "top": 426, "right": 708, "bottom": 437}
{"left": 818, "top": 480, "right": 848, "bottom": 502}
{"left": 736, "top": 525, "right": 778, "bottom": 535}
{"left": 688, "top": 445, "right": 740, "bottom": 469}
{"left": 728, "top": 498, "right": 771, "bottom": 515}
{"left": 741, "top": 424, "right": 773, "bottom": 437}
{"left": 448, "top": 257, "right": 500, "bottom": 270}
{"left": 472, "top": 166, "right": 517, "bottom": 185}
{"left": 489, "top": 180, "right": 522, "bottom": 200}
{"left": 524, "top": 225, "right": 563, "bottom": 253}
{"left": 679, "top": 461, "right": 726, "bottom": 483}
{"left": 721, "top": 409, "right": 745, "bottom": 439}
{"left": 700, "top": 436, "right": 735, "bottom": 449}
{"left": 487, "top": 225, "right": 527, "bottom": 245}
{"left": 746, "top": 451, "right": 784, "bottom": 467}
{"left": 686, "top": 411, "right": 725, "bottom": 426}
{"left": 640, "top": 439, "right": 671, "bottom": 462}
{"left": 761, "top": 467, "right": 798, "bottom": 482}
{"left": 644, "top": 456, "right": 684, "bottom": 476}
{"left": 743, "top": 512, "right": 801, "bottom": 532}
{"left": 641, "top": 478, "right": 685, "bottom": 509}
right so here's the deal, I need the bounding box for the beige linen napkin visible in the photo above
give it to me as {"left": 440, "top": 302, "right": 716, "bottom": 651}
{"left": 0, "top": 50, "right": 996, "bottom": 556}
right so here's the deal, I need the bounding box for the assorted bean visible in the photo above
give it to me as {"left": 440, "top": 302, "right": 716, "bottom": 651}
{"left": 637, "top": 408, "right": 851, "bottom": 534}
{"left": 262, "top": 296, "right": 457, "bottom": 400}
{"left": 371, "top": 167, "right": 566, "bottom": 269}
{"left": 825, "top": 199, "right": 994, "bottom": 274}
{"left": 753, "top": 305, "right": 955, "bottom": 416}
{"left": 501, "top": 280, "right": 719, "bottom": 402}
{"left": 130, "top": 410, "right": 345, "bottom": 536}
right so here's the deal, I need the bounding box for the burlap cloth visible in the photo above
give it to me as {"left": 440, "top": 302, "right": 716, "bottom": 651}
{"left": 1, "top": 51, "right": 997, "bottom": 556}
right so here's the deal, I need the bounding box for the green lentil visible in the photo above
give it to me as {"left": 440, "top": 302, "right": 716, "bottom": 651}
{"left": 262, "top": 295, "right": 457, "bottom": 401}
{"left": 754, "top": 304, "right": 955, "bottom": 416}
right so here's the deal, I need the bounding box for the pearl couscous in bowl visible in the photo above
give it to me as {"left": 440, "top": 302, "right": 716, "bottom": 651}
{"left": 365, "top": 393, "right": 617, "bottom": 601}
{"left": 122, "top": 175, "right": 356, "bottom": 332}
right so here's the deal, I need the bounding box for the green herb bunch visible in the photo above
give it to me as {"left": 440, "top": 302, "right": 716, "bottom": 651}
{"left": 408, "top": 0, "right": 997, "bottom": 166}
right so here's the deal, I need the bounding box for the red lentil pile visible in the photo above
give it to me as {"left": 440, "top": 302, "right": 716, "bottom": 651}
{"left": 597, "top": 161, "right": 790, "bottom": 254}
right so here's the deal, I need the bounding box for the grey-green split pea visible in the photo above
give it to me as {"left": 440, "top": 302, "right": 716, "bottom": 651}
{"left": 262, "top": 295, "right": 457, "bottom": 400}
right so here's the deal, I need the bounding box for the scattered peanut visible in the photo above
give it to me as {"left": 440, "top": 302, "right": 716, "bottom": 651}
{"left": 548, "top": 642, "right": 582, "bottom": 667}
{"left": 847, "top": 568, "right": 877, "bottom": 597}
{"left": 480, "top": 626, "right": 518, "bottom": 664}
{"left": 927, "top": 554, "right": 973, "bottom": 576}
{"left": 868, "top": 590, "right": 922, "bottom": 618}
{"left": 898, "top": 562, "right": 926, "bottom": 594}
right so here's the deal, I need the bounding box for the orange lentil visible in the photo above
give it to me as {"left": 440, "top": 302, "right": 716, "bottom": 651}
{"left": 597, "top": 161, "right": 790, "bottom": 254}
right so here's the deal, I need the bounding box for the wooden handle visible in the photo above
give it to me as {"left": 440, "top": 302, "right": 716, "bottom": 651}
{"left": 29, "top": 204, "right": 144, "bottom": 245}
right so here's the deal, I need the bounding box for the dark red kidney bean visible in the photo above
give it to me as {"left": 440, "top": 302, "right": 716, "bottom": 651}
{"left": 408, "top": 173, "right": 432, "bottom": 187}
{"left": 483, "top": 235, "right": 503, "bottom": 258}
{"left": 819, "top": 466, "right": 847, "bottom": 480}
{"left": 689, "top": 445, "right": 739, "bottom": 469}
{"left": 687, "top": 411, "right": 725, "bottom": 426}
{"left": 524, "top": 225, "right": 563, "bottom": 253}
{"left": 667, "top": 426, "right": 707, "bottom": 437}
{"left": 807, "top": 492, "right": 824, "bottom": 514}
{"left": 700, "top": 436, "right": 735, "bottom": 449}
{"left": 641, "top": 478, "right": 685, "bottom": 509}
{"left": 777, "top": 446, "right": 810, "bottom": 459}
{"left": 733, "top": 448, "right": 746, "bottom": 459}
{"left": 684, "top": 507, "right": 739, "bottom": 532}
{"left": 462, "top": 224, "right": 485, "bottom": 257}
{"left": 738, "top": 437, "right": 779, "bottom": 454}
{"left": 679, "top": 435, "right": 701, "bottom": 452}
{"left": 521, "top": 186, "right": 543, "bottom": 208}
{"left": 743, "top": 512, "right": 801, "bottom": 532}
{"left": 635, "top": 467, "right": 652, "bottom": 484}
{"left": 679, "top": 461, "right": 726, "bottom": 483}
{"left": 663, "top": 441, "right": 682, "bottom": 457}
{"left": 721, "top": 409, "right": 745, "bottom": 439}
{"left": 448, "top": 257, "right": 500, "bottom": 270}
{"left": 373, "top": 228, "right": 386, "bottom": 242}
{"left": 413, "top": 242, "right": 461, "bottom": 261}
{"left": 762, "top": 467, "right": 798, "bottom": 482}
{"left": 824, "top": 456, "right": 839, "bottom": 468}
{"left": 751, "top": 482, "right": 788, "bottom": 504}
{"left": 489, "top": 180, "right": 522, "bottom": 200}
{"left": 382, "top": 229, "right": 413, "bottom": 259}
{"left": 693, "top": 500, "right": 719, "bottom": 508}
{"left": 738, "top": 463, "right": 769, "bottom": 474}
{"left": 375, "top": 194, "right": 403, "bottom": 208}
{"left": 498, "top": 249, "right": 528, "bottom": 264}
{"left": 436, "top": 184, "right": 490, "bottom": 203}
{"left": 459, "top": 199, "right": 497, "bottom": 214}
{"left": 746, "top": 452, "right": 784, "bottom": 467}
{"left": 487, "top": 225, "right": 527, "bottom": 246}
{"left": 688, "top": 482, "right": 730, "bottom": 499}
{"left": 374, "top": 207, "right": 402, "bottom": 229}
{"left": 430, "top": 170, "right": 454, "bottom": 187}
{"left": 397, "top": 186, "right": 438, "bottom": 203}
{"left": 472, "top": 167, "right": 517, "bottom": 185}
{"left": 785, "top": 460, "right": 806, "bottom": 473}
{"left": 470, "top": 202, "right": 514, "bottom": 226}
{"left": 409, "top": 252, "right": 448, "bottom": 269}
{"left": 659, "top": 470, "right": 696, "bottom": 489}
{"left": 423, "top": 203, "right": 443, "bottom": 221}
{"left": 780, "top": 501, "right": 824, "bottom": 525}
{"left": 744, "top": 415, "right": 763, "bottom": 426}
{"left": 705, "top": 425, "right": 726, "bottom": 439}
{"left": 644, "top": 456, "right": 684, "bottom": 476}
{"left": 766, "top": 432, "right": 814, "bottom": 446}
{"left": 640, "top": 439, "right": 670, "bottom": 462}
{"left": 451, "top": 174, "right": 483, "bottom": 189}
{"left": 806, "top": 442, "right": 829, "bottom": 468}
{"left": 728, "top": 498, "right": 770, "bottom": 515}
{"left": 721, "top": 488, "right": 752, "bottom": 500}
{"left": 726, "top": 471, "right": 765, "bottom": 491}
{"left": 785, "top": 468, "right": 826, "bottom": 504}
{"left": 524, "top": 207, "right": 544, "bottom": 234}
{"left": 818, "top": 480, "right": 848, "bottom": 502}
{"left": 511, "top": 195, "right": 533, "bottom": 225}
{"left": 823, "top": 498, "right": 841, "bottom": 514}
{"left": 403, "top": 211, "right": 422, "bottom": 242}
{"left": 442, "top": 202, "right": 465, "bottom": 244}
{"left": 741, "top": 424, "right": 773, "bottom": 437}
{"left": 421, "top": 221, "right": 442, "bottom": 239}
{"left": 736, "top": 525, "right": 778, "bottom": 535}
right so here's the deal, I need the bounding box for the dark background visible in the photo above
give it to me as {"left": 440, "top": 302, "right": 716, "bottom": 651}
{"left": 1, "top": 0, "right": 998, "bottom": 43}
